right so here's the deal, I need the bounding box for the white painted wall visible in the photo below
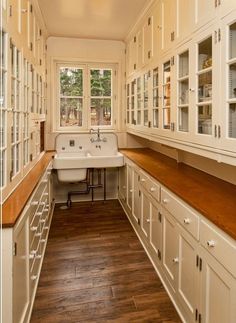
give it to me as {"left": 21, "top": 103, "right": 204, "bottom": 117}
{"left": 45, "top": 36, "right": 127, "bottom": 151}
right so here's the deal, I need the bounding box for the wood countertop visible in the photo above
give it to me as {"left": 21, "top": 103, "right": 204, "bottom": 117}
{"left": 2, "top": 152, "right": 54, "bottom": 228}
{"left": 120, "top": 148, "right": 236, "bottom": 241}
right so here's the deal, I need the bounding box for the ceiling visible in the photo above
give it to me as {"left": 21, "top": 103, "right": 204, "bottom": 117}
{"left": 37, "top": 0, "right": 151, "bottom": 41}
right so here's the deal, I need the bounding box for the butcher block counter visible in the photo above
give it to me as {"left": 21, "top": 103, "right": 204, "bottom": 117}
{"left": 2, "top": 152, "right": 54, "bottom": 228}
{"left": 120, "top": 148, "right": 236, "bottom": 241}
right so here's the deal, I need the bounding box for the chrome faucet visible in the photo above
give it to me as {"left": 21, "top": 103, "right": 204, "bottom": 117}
{"left": 90, "top": 128, "right": 106, "bottom": 143}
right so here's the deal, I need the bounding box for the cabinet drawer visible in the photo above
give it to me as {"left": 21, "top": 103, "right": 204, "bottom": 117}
{"left": 200, "top": 220, "right": 236, "bottom": 277}
{"left": 139, "top": 171, "right": 161, "bottom": 202}
{"left": 161, "top": 188, "right": 199, "bottom": 240}
{"left": 146, "top": 179, "right": 160, "bottom": 202}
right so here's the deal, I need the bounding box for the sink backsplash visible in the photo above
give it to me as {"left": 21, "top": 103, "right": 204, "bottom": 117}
{"left": 55, "top": 133, "right": 119, "bottom": 156}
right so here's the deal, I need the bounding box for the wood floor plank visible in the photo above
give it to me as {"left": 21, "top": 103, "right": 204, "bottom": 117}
{"left": 31, "top": 200, "right": 181, "bottom": 322}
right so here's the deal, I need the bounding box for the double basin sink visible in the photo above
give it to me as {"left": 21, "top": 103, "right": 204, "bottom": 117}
{"left": 53, "top": 133, "right": 124, "bottom": 183}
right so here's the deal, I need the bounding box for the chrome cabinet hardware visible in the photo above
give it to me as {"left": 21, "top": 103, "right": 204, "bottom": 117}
{"left": 183, "top": 218, "right": 190, "bottom": 224}
{"left": 207, "top": 240, "right": 215, "bottom": 247}
{"left": 172, "top": 257, "right": 179, "bottom": 263}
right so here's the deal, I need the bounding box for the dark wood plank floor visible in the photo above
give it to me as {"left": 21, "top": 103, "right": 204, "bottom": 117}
{"left": 31, "top": 200, "right": 181, "bottom": 323}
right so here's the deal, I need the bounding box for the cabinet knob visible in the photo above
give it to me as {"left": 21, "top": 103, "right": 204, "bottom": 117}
{"left": 172, "top": 257, "right": 179, "bottom": 263}
{"left": 189, "top": 88, "right": 195, "bottom": 92}
{"left": 207, "top": 240, "right": 215, "bottom": 248}
{"left": 129, "top": 189, "right": 134, "bottom": 193}
{"left": 162, "top": 198, "right": 168, "bottom": 204}
{"left": 31, "top": 249, "right": 37, "bottom": 255}
{"left": 29, "top": 254, "right": 34, "bottom": 259}
{"left": 146, "top": 218, "right": 150, "bottom": 223}
{"left": 183, "top": 218, "right": 190, "bottom": 224}
{"left": 31, "top": 275, "right": 38, "bottom": 281}
{"left": 40, "top": 239, "right": 46, "bottom": 243}
{"left": 31, "top": 201, "right": 38, "bottom": 206}
{"left": 30, "top": 226, "right": 37, "bottom": 231}
{"left": 141, "top": 178, "right": 145, "bottom": 182}
{"left": 150, "top": 187, "right": 156, "bottom": 192}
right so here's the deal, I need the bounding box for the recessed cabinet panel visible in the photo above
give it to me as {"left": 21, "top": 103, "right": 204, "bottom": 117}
{"left": 118, "top": 166, "right": 126, "bottom": 203}
{"left": 177, "top": 0, "right": 195, "bottom": 42}
{"left": 141, "top": 189, "right": 150, "bottom": 238}
{"left": 161, "top": 0, "right": 177, "bottom": 53}
{"left": 132, "top": 168, "right": 140, "bottom": 222}
{"left": 150, "top": 200, "right": 162, "bottom": 257}
{"left": 143, "top": 16, "right": 153, "bottom": 66}
{"left": 127, "top": 163, "right": 133, "bottom": 212}
{"left": 195, "top": 0, "right": 216, "bottom": 31}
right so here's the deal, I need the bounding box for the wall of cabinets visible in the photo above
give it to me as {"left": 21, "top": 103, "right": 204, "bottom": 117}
{"left": 125, "top": 0, "right": 236, "bottom": 166}
{"left": 119, "top": 157, "right": 236, "bottom": 323}
{"left": 2, "top": 165, "right": 54, "bottom": 323}
{"left": 1, "top": 0, "right": 47, "bottom": 201}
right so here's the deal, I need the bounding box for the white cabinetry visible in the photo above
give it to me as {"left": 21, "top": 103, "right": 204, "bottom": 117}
{"left": 2, "top": 165, "right": 54, "bottom": 323}
{"left": 119, "top": 157, "right": 236, "bottom": 323}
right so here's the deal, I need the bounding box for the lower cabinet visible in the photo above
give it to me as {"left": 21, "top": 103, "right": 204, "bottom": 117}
{"left": 2, "top": 164, "right": 54, "bottom": 323}
{"left": 118, "top": 158, "right": 236, "bottom": 323}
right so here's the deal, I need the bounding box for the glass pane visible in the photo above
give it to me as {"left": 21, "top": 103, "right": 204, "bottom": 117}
{"left": 153, "top": 109, "right": 159, "bottom": 128}
{"left": 0, "top": 31, "right": 6, "bottom": 68}
{"left": 163, "top": 61, "right": 170, "bottom": 83}
{"left": 15, "top": 112, "right": 20, "bottom": 141}
{"left": 0, "top": 70, "right": 6, "bottom": 107}
{"left": 60, "top": 67, "right": 83, "bottom": 96}
{"left": 60, "top": 98, "right": 83, "bottom": 127}
{"left": 229, "top": 63, "right": 236, "bottom": 99}
{"left": 198, "top": 105, "right": 212, "bottom": 134}
{"left": 137, "top": 77, "right": 141, "bottom": 92}
{"left": 229, "top": 104, "right": 236, "bottom": 138}
{"left": 163, "top": 84, "right": 171, "bottom": 107}
{"left": 198, "top": 71, "right": 212, "bottom": 102}
{"left": 131, "top": 80, "right": 135, "bottom": 95}
{"left": 127, "top": 111, "right": 130, "bottom": 124}
{"left": 131, "top": 96, "right": 134, "bottom": 110}
{"left": 179, "top": 51, "right": 189, "bottom": 78}
{"left": 163, "top": 108, "right": 170, "bottom": 129}
{"left": 126, "top": 84, "right": 130, "bottom": 96}
{"left": 137, "top": 111, "right": 141, "bottom": 125}
{"left": 90, "top": 69, "right": 111, "bottom": 97}
{"left": 90, "top": 98, "right": 111, "bottom": 126}
{"left": 11, "top": 146, "right": 14, "bottom": 175}
{"left": 0, "top": 150, "right": 5, "bottom": 187}
{"left": 126, "top": 97, "right": 130, "bottom": 110}
{"left": 153, "top": 88, "right": 158, "bottom": 108}
{"left": 131, "top": 111, "right": 135, "bottom": 125}
{"left": 11, "top": 45, "right": 15, "bottom": 75}
{"left": 144, "top": 110, "right": 148, "bottom": 126}
{"left": 178, "top": 107, "right": 189, "bottom": 132}
{"left": 11, "top": 79, "right": 16, "bottom": 109}
{"left": 0, "top": 110, "right": 5, "bottom": 147}
{"left": 16, "top": 144, "right": 20, "bottom": 173}
{"left": 198, "top": 37, "right": 212, "bottom": 71}
{"left": 229, "top": 23, "right": 236, "bottom": 59}
{"left": 16, "top": 50, "right": 20, "bottom": 79}
{"left": 16, "top": 80, "right": 20, "bottom": 110}
{"left": 137, "top": 92, "right": 142, "bottom": 109}
{"left": 153, "top": 67, "right": 158, "bottom": 87}
{"left": 179, "top": 79, "right": 189, "bottom": 105}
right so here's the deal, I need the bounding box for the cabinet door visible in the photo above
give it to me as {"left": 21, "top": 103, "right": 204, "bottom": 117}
{"left": 27, "top": 0, "right": 34, "bottom": 50}
{"left": 199, "top": 246, "right": 236, "bottom": 323}
{"left": 132, "top": 168, "right": 140, "bottom": 222}
{"left": 161, "top": 0, "right": 177, "bottom": 53}
{"left": 126, "top": 163, "right": 133, "bottom": 213}
{"left": 220, "top": 11, "right": 236, "bottom": 153}
{"left": 177, "top": 225, "right": 199, "bottom": 323}
{"left": 195, "top": 0, "right": 217, "bottom": 31}
{"left": 177, "top": 0, "right": 195, "bottom": 42}
{"left": 13, "top": 218, "right": 29, "bottom": 323}
{"left": 141, "top": 188, "right": 150, "bottom": 238}
{"left": 190, "top": 25, "right": 219, "bottom": 147}
{"left": 150, "top": 198, "right": 162, "bottom": 261}
{"left": 162, "top": 209, "right": 178, "bottom": 291}
{"left": 152, "top": 0, "right": 162, "bottom": 61}
{"left": 143, "top": 15, "right": 153, "bottom": 66}
{"left": 118, "top": 165, "right": 126, "bottom": 203}
{"left": 8, "top": 0, "right": 19, "bottom": 33}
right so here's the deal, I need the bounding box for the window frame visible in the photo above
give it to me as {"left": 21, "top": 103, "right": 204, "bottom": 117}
{"left": 55, "top": 61, "right": 117, "bottom": 132}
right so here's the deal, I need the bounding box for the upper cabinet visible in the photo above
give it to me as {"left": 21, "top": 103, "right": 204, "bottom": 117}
{"left": 125, "top": 1, "right": 236, "bottom": 164}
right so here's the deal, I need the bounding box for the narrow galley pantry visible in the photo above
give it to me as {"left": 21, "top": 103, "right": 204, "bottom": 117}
{"left": 1, "top": 0, "right": 236, "bottom": 322}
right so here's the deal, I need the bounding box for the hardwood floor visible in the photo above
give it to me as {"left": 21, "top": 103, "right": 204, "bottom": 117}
{"left": 31, "top": 200, "right": 181, "bottom": 323}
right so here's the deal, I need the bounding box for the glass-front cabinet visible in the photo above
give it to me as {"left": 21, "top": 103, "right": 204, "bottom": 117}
{"left": 136, "top": 76, "right": 142, "bottom": 126}
{"left": 220, "top": 12, "right": 236, "bottom": 152}
{"left": 143, "top": 72, "right": 149, "bottom": 127}
{"left": 162, "top": 60, "right": 171, "bottom": 130}
{"left": 152, "top": 67, "right": 159, "bottom": 128}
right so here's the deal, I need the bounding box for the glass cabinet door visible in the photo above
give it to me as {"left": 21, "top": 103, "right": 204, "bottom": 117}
{"left": 228, "top": 22, "right": 236, "bottom": 139}
{"left": 178, "top": 51, "right": 189, "bottom": 132}
{"left": 163, "top": 60, "right": 171, "bottom": 129}
{"left": 143, "top": 72, "right": 149, "bottom": 127}
{"left": 197, "top": 36, "right": 212, "bottom": 135}
{"left": 131, "top": 79, "right": 136, "bottom": 125}
{"left": 152, "top": 67, "right": 159, "bottom": 128}
{"left": 126, "top": 83, "right": 130, "bottom": 125}
{"left": 136, "top": 76, "right": 142, "bottom": 125}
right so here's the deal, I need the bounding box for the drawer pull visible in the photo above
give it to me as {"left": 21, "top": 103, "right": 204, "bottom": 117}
{"left": 184, "top": 218, "right": 190, "bottom": 224}
{"left": 146, "top": 218, "right": 150, "bottom": 223}
{"left": 162, "top": 198, "right": 169, "bottom": 204}
{"left": 31, "top": 201, "right": 38, "bottom": 206}
{"left": 140, "top": 178, "right": 146, "bottom": 182}
{"left": 207, "top": 240, "right": 215, "bottom": 248}
{"left": 172, "top": 257, "right": 179, "bottom": 264}
{"left": 40, "top": 239, "right": 46, "bottom": 243}
{"left": 129, "top": 189, "right": 134, "bottom": 193}
{"left": 36, "top": 254, "right": 42, "bottom": 259}
{"left": 150, "top": 187, "right": 156, "bottom": 192}
{"left": 31, "top": 275, "right": 38, "bottom": 281}
{"left": 30, "top": 226, "right": 37, "bottom": 231}
{"left": 29, "top": 254, "right": 34, "bottom": 259}
{"left": 30, "top": 249, "right": 37, "bottom": 255}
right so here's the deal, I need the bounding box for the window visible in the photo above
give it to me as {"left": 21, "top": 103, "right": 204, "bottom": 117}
{"left": 0, "top": 30, "right": 7, "bottom": 187}
{"left": 57, "top": 63, "right": 117, "bottom": 130}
